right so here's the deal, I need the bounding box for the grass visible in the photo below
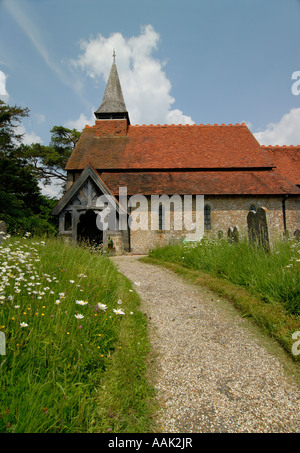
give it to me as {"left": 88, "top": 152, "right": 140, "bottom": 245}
{"left": 145, "top": 236, "right": 300, "bottom": 361}
{"left": 0, "top": 235, "right": 156, "bottom": 433}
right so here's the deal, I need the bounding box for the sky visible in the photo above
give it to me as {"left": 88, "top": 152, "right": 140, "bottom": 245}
{"left": 1, "top": 0, "right": 300, "bottom": 197}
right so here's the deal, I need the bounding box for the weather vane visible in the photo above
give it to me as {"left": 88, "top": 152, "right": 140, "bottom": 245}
{"left": 113, "top": 49, "right": 116, "bottom": 63}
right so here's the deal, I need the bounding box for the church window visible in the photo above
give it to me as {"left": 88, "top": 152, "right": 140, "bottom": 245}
{"left": 204, "top": 205, "right": 211, "bottom": 231}
{"left": 64, "top": 212, "right": 72, "bottom": 231}
{"left": 158, "top": 204, "right": 164, "bottom": 230}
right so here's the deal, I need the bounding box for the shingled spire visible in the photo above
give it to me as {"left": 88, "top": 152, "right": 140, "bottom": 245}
{"left": 94, "top": 50, "right": 130, "bottom": 124}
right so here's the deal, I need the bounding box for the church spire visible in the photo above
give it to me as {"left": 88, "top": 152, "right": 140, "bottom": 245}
{"left": 94, "top": 51, "right": 130, "bottom": 124}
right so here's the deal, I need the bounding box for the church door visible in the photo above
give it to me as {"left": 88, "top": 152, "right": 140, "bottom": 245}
{"left": 77, "top": 210, "right": 103, "bottom": 246}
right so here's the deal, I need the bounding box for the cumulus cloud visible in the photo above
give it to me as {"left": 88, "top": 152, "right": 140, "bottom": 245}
{"left": 253, "top": 108, "right": 300, "bottom": 145}
{"left": 71, "top": 25, "right": 194, "bottom": 126}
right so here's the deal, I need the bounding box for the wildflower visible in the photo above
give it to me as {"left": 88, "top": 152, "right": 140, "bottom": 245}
{"left": 69, "top": 280, "right": 75, "bottom": 284}
{"left": 75, "top": 300, "right": 88, "bottom": 306}
{"left": 20, "top": 322, "right": 28, "bottom": 328}
{"left": 97, "top": 303, "right": 107, "bottom": 311}
{"left": 113, "top": 308, "right": 125, "bottom": 315}
{"left": 117, "top": 299, "right": 122, "bottom": 304}
{"left": 75, "top": 313, "right": 84, "bottom": 319}
{"left": 59, "top": 292, "right": 65, "bottom": 299}
{"left": 55, "top": 300, "right": 61, "bottom": 305}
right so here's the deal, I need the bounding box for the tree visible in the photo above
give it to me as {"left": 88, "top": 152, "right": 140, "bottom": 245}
{"left": 18, "top": 125, "right": 81, "bottom": 185}
{"left": 0, "top": 100, "right": 29, "bottom": 157}
{"left": 0, "top": 100, "right": 57, "bottom": 235}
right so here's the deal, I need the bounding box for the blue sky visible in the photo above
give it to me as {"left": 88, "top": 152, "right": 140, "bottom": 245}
{"left": 1, "top": 0, "right": 300, "bottom": 194}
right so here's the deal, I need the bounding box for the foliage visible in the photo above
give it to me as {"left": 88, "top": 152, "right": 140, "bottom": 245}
{"left": 0, "top": 101, "right": 61, "bottom": 236}
{"left": 0, "top": 100, "right": 29, "bottom": 157}
{"left": 17, "top": 126, "right": 81, "bottom": 185}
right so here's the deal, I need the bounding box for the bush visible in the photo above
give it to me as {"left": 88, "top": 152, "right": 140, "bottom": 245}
{"left": 2, "top": 214, "right": 57, "bottom": 237}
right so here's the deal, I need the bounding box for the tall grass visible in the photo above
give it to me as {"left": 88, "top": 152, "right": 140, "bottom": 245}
{"left": 149, "top": 237, "right": 300, "bottom": 317}
{"left": 0, "top": 235, "right": 155, "bottom": 433}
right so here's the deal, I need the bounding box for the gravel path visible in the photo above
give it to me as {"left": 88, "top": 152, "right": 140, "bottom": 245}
{"left": 111, "top": 255, "right": 300, "bottom": 433}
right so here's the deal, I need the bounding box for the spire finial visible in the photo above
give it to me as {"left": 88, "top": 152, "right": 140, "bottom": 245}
{"left": 112, "top": 49, "right": 116, "bottom": 64}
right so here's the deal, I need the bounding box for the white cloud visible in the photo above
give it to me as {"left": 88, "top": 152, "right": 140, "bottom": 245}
{"left": 64, "top": 110, "right": 95, "bottom": 132}
{"left": 253, "top": 108, "right": 300, "bottom": 145}
{"left": 0, "top": 70, "right": 8, "bottom": 95}
{"left": 16, "top": 124, "right": 42, "bottom": 145}
{"left": 0, "top": 70, "right": 9, "bottom": 101}
{"left": 39, "top": 180, "right": 62, "bottom": 199}
{"left": 71, "top": 25, "right": 194, "bottom": 126}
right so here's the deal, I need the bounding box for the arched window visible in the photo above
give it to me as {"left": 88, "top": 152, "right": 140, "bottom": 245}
{"left": 158, "top": 204, "right": 164, "bottom": 230}
{"left": 204, "top": 205, "right": 211, "bottom": 231}
{"left": 64, "top": 212, "right": 72, "bottom": 231}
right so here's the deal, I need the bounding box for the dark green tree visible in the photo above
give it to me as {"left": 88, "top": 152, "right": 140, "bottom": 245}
{"left": 0, "top": 100, "right": 29, "bottom": 157}
{"left": 0, "top": 100, "right": 57, "bottom": 235}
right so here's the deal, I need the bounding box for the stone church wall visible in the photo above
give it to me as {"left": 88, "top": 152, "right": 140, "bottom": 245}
{"left": 204, "top": 195, "right": 299, "bottom": 242}
{"left": 129, "top": 195, "right": 300, "bottom": 254}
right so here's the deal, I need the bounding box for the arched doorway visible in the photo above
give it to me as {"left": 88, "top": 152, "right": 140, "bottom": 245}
{"left": 77, "top": 210, "right": 103, "bottom": 246}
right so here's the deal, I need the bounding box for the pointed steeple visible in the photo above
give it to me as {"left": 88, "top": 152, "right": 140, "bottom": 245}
{"left": 94, "top": 50, "right": 130, "bottom": 124}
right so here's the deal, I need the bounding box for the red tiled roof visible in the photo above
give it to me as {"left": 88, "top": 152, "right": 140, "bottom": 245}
{"left": 100, "top": 170, "right": 300, "bottom": 196}
{"left": 261, "top": 145, "right": 300, "bottom": 186}
{"left": 66, "top": 122, "right": 274, "bottom": 170}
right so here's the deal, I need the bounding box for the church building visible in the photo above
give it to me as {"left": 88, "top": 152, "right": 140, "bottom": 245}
{"left": 52, "top": 56, "right": 300, "bottom": 254}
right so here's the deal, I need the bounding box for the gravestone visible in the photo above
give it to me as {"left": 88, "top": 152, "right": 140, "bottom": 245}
{"left": 0, "top": 221, "right": 7, "bottom": 245}
{"left": 227, "top": 227, "right": 233, "bottom": 242}
{"left": 227, "top": 226, "right": 239, "bottom": 243}
{"left": 294, "top": 229, "right": 300, "bottom": 241}
{"left": 247, "top": 207, "right": 270, "bottom": 252}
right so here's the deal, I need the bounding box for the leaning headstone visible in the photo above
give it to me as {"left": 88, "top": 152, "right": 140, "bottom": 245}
{"left": 294, "top": 229, "right": 300, "bottom": 241}
{"left": 0, "top": 221, "right": 7, "bottom": 245}
{"left": 217, "top": 230, "right": 224, "bottom": 240}
{"left": 247, "top": 207, "right": 270, "bottom": 252}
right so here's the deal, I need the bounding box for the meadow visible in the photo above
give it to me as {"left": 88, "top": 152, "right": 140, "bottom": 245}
{"left": 0, "top": 234, "right": 155, "bottom": 433}
{"left": 148, "top": 236, "right": 300, "bottom": 358}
